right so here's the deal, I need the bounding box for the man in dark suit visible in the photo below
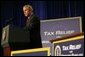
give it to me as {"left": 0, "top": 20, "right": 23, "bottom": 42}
{"left": 23, "top": 4, "right": 42, "bottom": 49}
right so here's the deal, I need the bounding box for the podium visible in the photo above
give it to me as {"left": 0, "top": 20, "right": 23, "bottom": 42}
{"left": 50, "top": 32, "right": 84, "bottom": 56}
{"left": 1, "top": 25, "right": 30, "bottom": 56}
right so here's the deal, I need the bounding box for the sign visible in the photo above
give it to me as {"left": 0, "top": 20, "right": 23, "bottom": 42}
{"left": 40, "top": 16, "right": 82, "bottom": 55}
{"left": 53, "top": 35, "right": 84, "bottom": 56}
{"left": 11, "top": 47, "right": 50, "bottom": 56}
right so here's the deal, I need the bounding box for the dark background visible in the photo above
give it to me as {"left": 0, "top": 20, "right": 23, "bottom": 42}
{"left": 0, "top": 0, "right": 84, "bottom": 56}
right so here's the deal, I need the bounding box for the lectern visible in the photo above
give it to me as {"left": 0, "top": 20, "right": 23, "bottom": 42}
{"left": 50, "top": 32, "right": 84, "bottom": 56}
{"left": 1, "top": 25, "right": 30, "bottom": 56}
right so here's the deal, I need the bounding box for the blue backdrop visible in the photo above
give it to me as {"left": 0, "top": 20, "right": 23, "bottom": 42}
{"left": 1, "top": 1, "right": 84, "bottom": 30}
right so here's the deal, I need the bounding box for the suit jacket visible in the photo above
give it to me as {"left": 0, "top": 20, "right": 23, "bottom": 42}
{"left": 24, "top": 14, "right": 42, "bottom": 49}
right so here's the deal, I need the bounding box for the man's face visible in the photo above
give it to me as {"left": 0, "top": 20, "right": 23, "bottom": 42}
{"left": 23, "top": 7, "right": 31, "bottom": 17}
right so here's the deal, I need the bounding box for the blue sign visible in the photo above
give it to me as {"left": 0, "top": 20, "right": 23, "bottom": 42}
{"left": 53, "top": 36, "right": 84, "bottom": 56}
{"left": 12, "top": 51, "right": 48, "bottom": 56}
{"left": 40, "top": 17, "right": 82, "bottom": 55}
{"left": 11, "top": 47, "right": 50, "bottom": 56}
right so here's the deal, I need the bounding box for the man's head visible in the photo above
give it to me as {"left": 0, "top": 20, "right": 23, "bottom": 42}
{"left": 23, "top": 4, "right": 33, "bottom": 17}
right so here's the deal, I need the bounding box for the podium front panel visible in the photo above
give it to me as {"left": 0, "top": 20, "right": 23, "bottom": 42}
{"left": 52, "top": 35, "right": 84, "bottom": 56}
{"left": 11, "top": 47, "right": 50, "bottom": 56}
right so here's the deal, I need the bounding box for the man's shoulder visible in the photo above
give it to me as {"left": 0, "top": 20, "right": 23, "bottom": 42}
{"left": 31, "top": 14, "right": 39, "bottom": 20}
{"left": 32, "top": 14, "right": 38, "bottom": 18}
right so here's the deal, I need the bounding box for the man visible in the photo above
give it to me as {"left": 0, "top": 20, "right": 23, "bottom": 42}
{"left": 23, "top": 4, "right": 42, "bottom": 49}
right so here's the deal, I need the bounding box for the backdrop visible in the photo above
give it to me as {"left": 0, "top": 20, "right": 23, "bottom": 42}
{"left": 1, "top": 1, "right": 84, "bottom": 30}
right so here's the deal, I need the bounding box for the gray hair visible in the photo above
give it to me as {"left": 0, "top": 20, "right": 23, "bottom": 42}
{"left": 23, "top": 4, "right": 33, "bottom": 11}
